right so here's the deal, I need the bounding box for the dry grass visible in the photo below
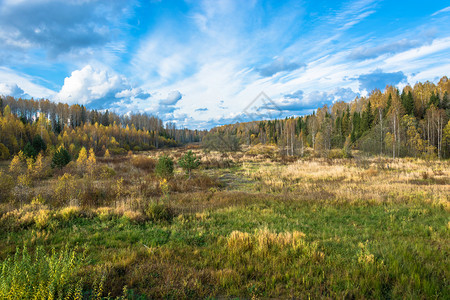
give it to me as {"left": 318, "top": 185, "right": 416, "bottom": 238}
{"left": 130, "top": 155, "right": 156, "bottom": 172}
{"left": 244, "top": 156, "right": 449, "bottom": 208}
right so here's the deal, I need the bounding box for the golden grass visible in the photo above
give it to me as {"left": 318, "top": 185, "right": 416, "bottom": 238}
{"left": 245, "top": 156, "right": 449, "bottom": 207}
{"left": 227, "top": 228, "right": 306, "bottom": 253}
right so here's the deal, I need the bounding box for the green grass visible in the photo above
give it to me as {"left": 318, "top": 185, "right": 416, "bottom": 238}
{"left": 1, "top": 196, "right": 448, "bottom": 299}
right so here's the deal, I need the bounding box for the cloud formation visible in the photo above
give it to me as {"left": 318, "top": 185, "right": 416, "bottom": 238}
{"left": 115, "top": 88, "right": 151, "bottom": 100}
{"left": 284, "top": 90, "right": 304, "bottom": 100}
{"left": 160, "top": 91, "right": 182, "bottom": 105}
{"left": 0, "top": 0, "right": 129, "bottom": 56}
{"left": 57, "top": 65, "right": 127, "bottom": 106}
{"left": 432, "top": 6, "right": 450, "bottom": 16}
{"left": 349, "top": 39, "right": 422, "bottom": 60}
{"left": 276, "top": 88, "right": 359, "bottom": 114}
{"left": 357, "top": 69, "right": 407, "bottom": 91}
{"left": 0, "top": 83, "right": 27, "bottom": 98}
{"left": 256, "top": 57, "right": 305, "bottom": 77}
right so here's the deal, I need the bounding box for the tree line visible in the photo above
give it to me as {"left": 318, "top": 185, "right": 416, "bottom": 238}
{"left": 0, "top": 96, "right": 206, "bottom": 159}
{"left": 204, "top": 76, "right": 450, "bottom": 159}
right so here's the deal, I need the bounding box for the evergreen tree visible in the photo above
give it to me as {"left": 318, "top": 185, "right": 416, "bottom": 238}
{"left": 155, "top": 155, "right": 174, "bottom": 179}
{"left": 429, "top": 92, "right": 439, "bottom": 107}
{"left": 51, "top": 146, "right": 71, "bottom": 169}
{"left": 351, "top": 112, "right": 361, "bottom": 143}
{"left": 360, "top": 101, "right": 373, "bottom": 133}
{"left": 23, "top": 142, "right": 37, "bottom": 159}
{"left": 178, "top": 150, "right": 200, "bottom": 178}
{"left": 32, "top": 134, "right": 47, "bottom": 154}
{"left": 404, "top": 91, "right": 415, "bottom": 116}
{"left": 443, "top": 92, "right": 449, "bottom": 110}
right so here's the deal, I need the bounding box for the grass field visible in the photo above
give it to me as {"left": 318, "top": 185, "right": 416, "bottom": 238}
{"left": 0, "top": 146, "right": 449, "bottom": 299}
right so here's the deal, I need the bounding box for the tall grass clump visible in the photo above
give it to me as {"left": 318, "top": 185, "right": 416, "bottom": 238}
{"left": 0, "top": 245, "right": 84, "bottom": 299}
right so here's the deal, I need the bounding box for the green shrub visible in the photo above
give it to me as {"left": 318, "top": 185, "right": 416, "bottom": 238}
{"left": 144, "top": 203, "right": 175, "bottom": 223}
{"left": 155, "top": 155, "right": 174, "bottom": 178}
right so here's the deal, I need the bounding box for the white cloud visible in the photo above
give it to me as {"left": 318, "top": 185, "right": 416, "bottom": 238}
{"left": 432, "top": 6, "right": 450, "bottom": 16}
{"left": 0, "top": 67, "right": 56, "bottom": 98}
{"left": 0, "top": 83, "right": 26, "bottom": 98}
{"left": 160, "top": 91, "right": 182, "bottom": 105}
{"left": 384, "top": 37, "right": 450, "bottom": 66}
{"left": 57, "top": 65, "right": 127, "bottom": 105}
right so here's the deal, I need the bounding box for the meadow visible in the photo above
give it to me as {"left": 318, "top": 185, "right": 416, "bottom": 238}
{"left": 0, "top": 145, "right": 449, "bottom": 299}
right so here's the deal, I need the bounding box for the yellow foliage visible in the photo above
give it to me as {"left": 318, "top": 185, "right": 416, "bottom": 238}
{"left": 9, "top": 155, "right": 22, "bottom": 175}
{"left": 77, "top": 147, "right": 87, "bottom": 165}
{"left": 34, "top": 209, "right": 52, "bottom": 229}
{"left": 87, "top": 148, "right": 96, "bottom": 165}
{"left": 54, "top": 173, "right": 78, "bottom": 206}
{"left": 17, "top": 174, "right": 31, "bottom": 187}
{"left": 59, "top": 206, "right": 82, "bottom": 221}
{"left": 32, "top": 153, "right": 45, "bottom": 179}
{"left": 104, "top": 149, "right": 110, "bottom": 158}
{"left": 26, "top": 157, "right": 34, "bottom": 172}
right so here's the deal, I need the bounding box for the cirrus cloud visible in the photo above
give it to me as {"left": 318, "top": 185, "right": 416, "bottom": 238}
{"left": 256, "top": 57, "right": 306, "bottom": 77}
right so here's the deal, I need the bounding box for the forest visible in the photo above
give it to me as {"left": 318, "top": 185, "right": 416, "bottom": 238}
{"left": 0, "top": 96, "right": 206, "bottom": 160}
{"left": 205, "top": 76, "right": 450, "bottom": 159}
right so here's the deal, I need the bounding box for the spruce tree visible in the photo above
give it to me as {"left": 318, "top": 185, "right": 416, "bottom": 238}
{"left": 51, "top": 146, "right": 71, "bottom": 169}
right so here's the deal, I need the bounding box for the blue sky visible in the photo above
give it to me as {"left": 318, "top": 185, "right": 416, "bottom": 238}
{"left": 0, "top": 0, "right": 449, "bottom": 129}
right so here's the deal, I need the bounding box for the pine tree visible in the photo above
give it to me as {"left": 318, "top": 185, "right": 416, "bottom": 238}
{"left": 178, "top": 150, "right": 200, "bottom": 178}
{"left": 155, "top": 155, "right": 174, "bottom": 179}
{"left": 51, "top": 146, "right": 71, "bottom": 169}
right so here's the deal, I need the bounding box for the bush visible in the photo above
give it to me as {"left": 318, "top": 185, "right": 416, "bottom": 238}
{"left": 327, "top": 149, "right": 345, "bottom": 159}
{"left": 144, "top": 203, "right": 175, "bottom": 223}
{"left": 0, "top": 170, "right": 14, "bottom": 202}
{"left": 0, "top": 143, "right": 10, "bottom": 160}
{"left": 51, "top": 146, "right": 71, "bottom": 169}
{"left": 155, "top": 155, "right": 174, "bottom": 178}
{"left": 58, "top": 206, "right": 82, "bottom": 221}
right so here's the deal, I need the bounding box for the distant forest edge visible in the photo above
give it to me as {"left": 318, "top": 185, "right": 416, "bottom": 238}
{"left": 1, "top": 76, "right": 450, "bottom": 160}
{"left": 204, "top": 76, "right": 450, "bottom": 159}
{"left": 0, "top": 96, "right": 206, "bottom": 159}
